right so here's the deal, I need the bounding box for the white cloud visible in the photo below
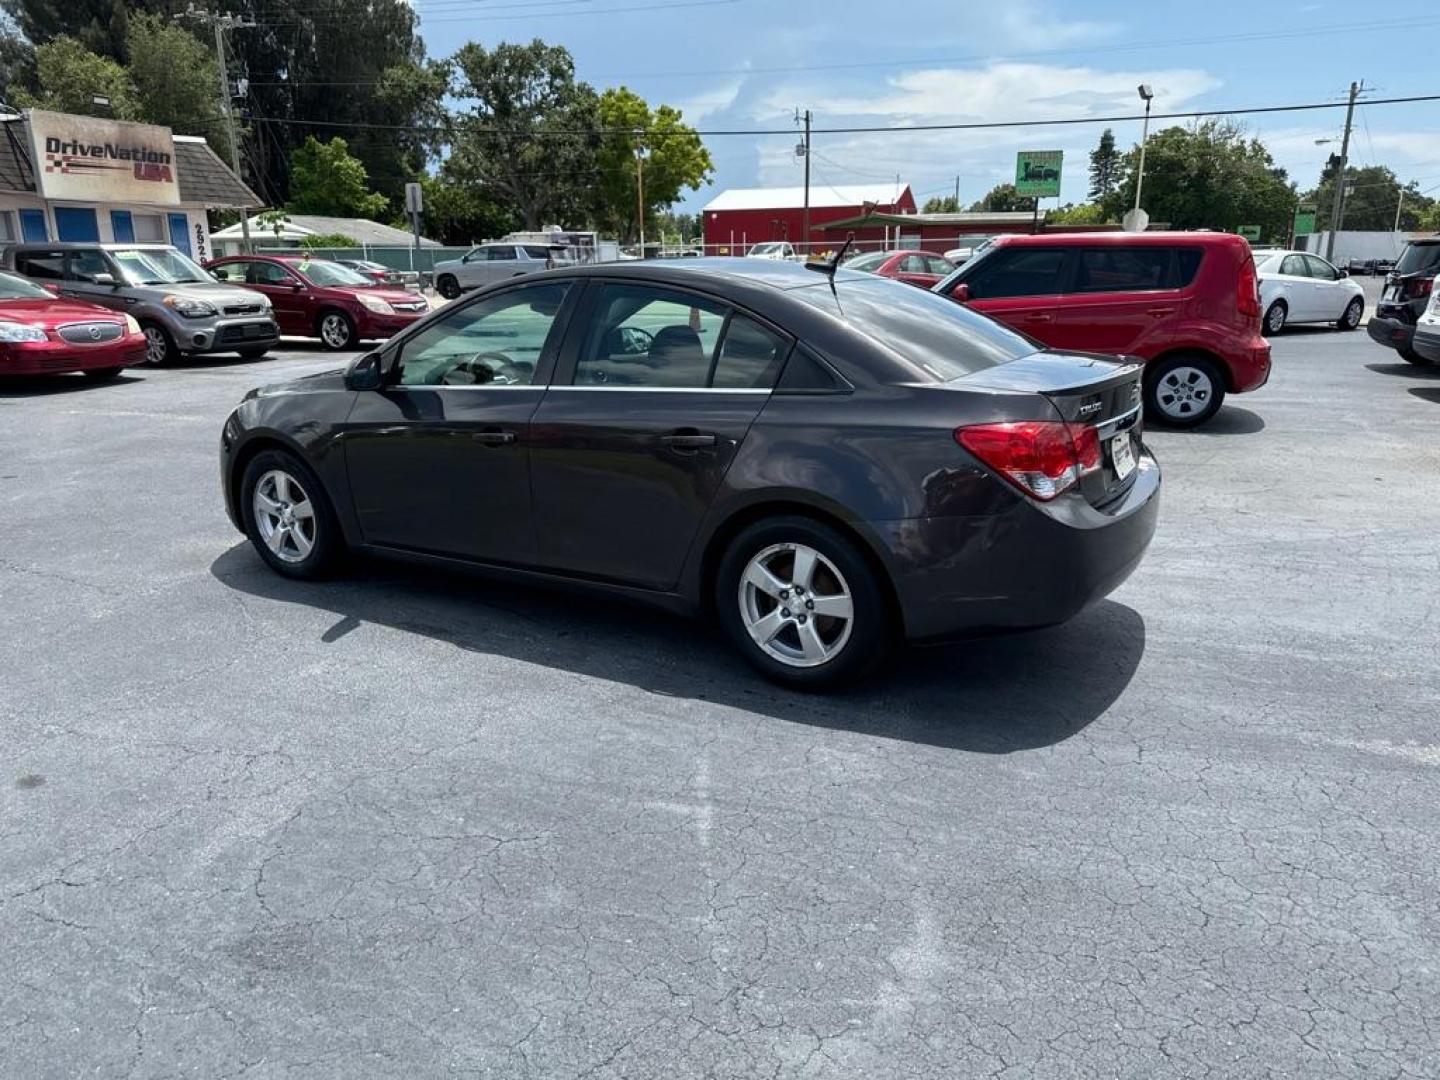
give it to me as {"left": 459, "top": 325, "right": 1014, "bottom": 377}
{"left": 675, "top": 77, "right": 746, "bottom": 122}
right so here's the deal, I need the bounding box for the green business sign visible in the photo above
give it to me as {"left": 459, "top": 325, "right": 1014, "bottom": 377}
{"left": 1294, "top": 207, "right": 1318, "bottom": 236}
{"left": 1237, "top": 225, "right": 1262, "bottom": 242}
{"left": 1015, "top": 150, "right": 1063, "bottom": 198}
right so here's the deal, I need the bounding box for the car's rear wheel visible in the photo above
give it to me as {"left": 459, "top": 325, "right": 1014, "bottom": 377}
{"left": 82, "top": 366, "right": 123, "bottom": 381}
{"left": 240, "top": 449, "right": 342, "bottom": 579}
{"left": 1263, "top": 300, "right": 1287, "bottom": 335}
{"left": 1400, "top": 346, "right": 1433, "bottom": 367}
{"left": 317, "top": 310, "right": 356, "bottom": 351}
{"left": 1145, "top": 354, "right": 1226, "bottom": 428}
{"left": 437, "top": 274, "right": 460, "bottom": 300}
{"left": 141, "top": 322, "right": 176, "bottom": 366}
{"left": 716, "top": 516, "right": 891, "bottom": 689}
{"left": 1337, "top": 297, "right": 1363, "bottom": 330}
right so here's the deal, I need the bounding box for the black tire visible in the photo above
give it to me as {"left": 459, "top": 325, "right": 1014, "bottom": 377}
{"left": 239, "top": 449, "right": 343, "bottom": 580}
{"left": 715, "top": 515, "right": 892, "bottom": 690}
{"left": 140, "top": 321, "right": 177, "bottom": 366}
{"left": 437, "top": 275, "right": 461, "bottom": 300}
{"left": 1337, "top": 297, "right": 1363, "bottom": 331}
{"left": 238, "top": 346, "right": 270, "bottom": 360}
{"left": 82, "top": 366, "right": 123, "bottom": 380}
{"left": 1399, "top": 346, "right": 1433, "bottom": 367}
{"left": 1262, "top": 300, "right": 1287, "bottom": 336}
{"left": 316, "top": 310, "right": 356, "bottom": 351}
{"left": 1144, "top": 354, "right": 1226, "bottom": 429}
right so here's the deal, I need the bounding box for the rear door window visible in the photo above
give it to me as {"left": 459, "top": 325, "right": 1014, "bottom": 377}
{"left": 965, "top": 247, "right": 1069, "bottom": 299}
{"left": 1395, "top": 243, "right": 1440, "bottom": 276}
{"left": 487, "top": 246, "right": 518, "bottom": 262}
{"left": 1074, "top": 246, "right": 1204, "bottom": 292}
{"left": 575, "top": 284, "right": 728, "bottom": 388}
{"left": 521, "top": 246, "right": 551, "bottom": 261}
{"left": 209, "top": 261, "right": 249, "bottom": 284}
{"left": 14, "top": 250, "right": 66, "bottom": 279}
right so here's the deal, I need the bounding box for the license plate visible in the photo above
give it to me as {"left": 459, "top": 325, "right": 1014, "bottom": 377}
{"left": 1111, "top": 434, "right": 1136, "bottom": 480}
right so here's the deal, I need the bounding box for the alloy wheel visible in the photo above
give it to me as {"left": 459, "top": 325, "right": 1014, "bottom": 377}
{"left": 1266, "top": 304, "right": 1286, "bottom": 334}
{"left": 738, "top": 543, "right": 854, "bottom": 668}
{"left": 252, "top": 469, "right": 317, "bottom": 564}
{"left": 143, "top": 326, "right": 169, "bottom": 364}
{"left": 1155, "top": 365, "right": 1214, "bottom": 422}
{"left": 320, "top": 314, "right": 352, "bottom": 349}
{"left": 1343, "top": 299, "right": 1362, "bottom": 328}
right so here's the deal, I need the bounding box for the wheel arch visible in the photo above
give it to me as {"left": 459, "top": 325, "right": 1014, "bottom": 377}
{"left": 226, "top": 431, "right": 316, "bottom": 529}
{"left": 1148, "top": 346, "right": 1235, "bottom": 392}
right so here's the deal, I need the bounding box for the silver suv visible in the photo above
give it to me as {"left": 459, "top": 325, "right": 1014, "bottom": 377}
{"left": 3, "top": 243, "right": 280, "bottom": 365}
{"left": 431, "top": 243, "right": 553, "bottom": 300}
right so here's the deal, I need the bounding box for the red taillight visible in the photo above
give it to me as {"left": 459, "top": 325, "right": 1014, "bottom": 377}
{"left": 1415, "top": 276, "right": 1434, "bottom": 298}
{"left": 1238, "top": 258, "right": 1261, "bottom": 318}
{"left": 956, "top": 421, "right": 1100, "bottom": 501}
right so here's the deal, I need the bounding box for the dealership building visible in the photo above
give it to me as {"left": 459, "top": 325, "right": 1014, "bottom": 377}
{"left": 0, "top": 108, "right": 259, "bottom": 263}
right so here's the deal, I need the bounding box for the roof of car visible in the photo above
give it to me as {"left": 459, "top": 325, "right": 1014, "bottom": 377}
{"left": 551, "top": 257, "right": 873, "bottom": 291}
{"left": 996, "top": 231, "right": 1248, "bottom": 247}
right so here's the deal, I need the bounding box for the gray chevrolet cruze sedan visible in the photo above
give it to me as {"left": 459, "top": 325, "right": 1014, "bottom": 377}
{"left": 4, "top": 242, "right": 280, "bottom": 365}
{"left": 220, "top": 259, "right": 1160, "bottom": 688}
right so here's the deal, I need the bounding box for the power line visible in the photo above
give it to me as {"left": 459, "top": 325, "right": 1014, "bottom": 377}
{"left": 242, "top": 0, "right": 736, "bottom": 27}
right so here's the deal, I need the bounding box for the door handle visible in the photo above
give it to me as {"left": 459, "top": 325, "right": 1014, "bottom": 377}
{"left": 472, "top": 429, "right": 516, "bottom": 446}
{"left": 1147, "top": 307, "right": 1176, "bottom": 317}
{"left": 1024, "top": 313, "right": 1053, "bottom": 323}
{"left": 660, "top": 432, "right": 717, "bottom": 451}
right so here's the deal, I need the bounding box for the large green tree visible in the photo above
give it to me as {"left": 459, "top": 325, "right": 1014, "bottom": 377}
{"left": 1088, "top": 128, "right": 1121, "bottom": 201}
{"left": 1102, "top": 120, "right": 1295, "bottom": 239}
{"left": 417, "top": 172, "right": 519, "bottom": 245}
{"left": 594, "top": 86, "right": 712, "bottom": 241}
{"left": 1304, "top": 164, "right": 1434, "bottom": 233}
{"left": 968, "top": 183, "right": 1026, "bottom": 212}
{"left": 446, "top": 39, "right": 601, "bottom": 231}
{"left": 287, "top": 135, "right": 387, "bottom": 219}
{"left": 125, "top": 14, "right": 229, "bottom": 161}
{"left": 10, "top": 34, "right": 138, "bottom": 117}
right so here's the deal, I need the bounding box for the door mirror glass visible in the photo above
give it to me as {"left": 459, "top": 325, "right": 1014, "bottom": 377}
{"left": 345, "top": 351, "right": 384, "bottom": 391}
{"left": 92, "top": 272, "right": 116, "bottom": 286}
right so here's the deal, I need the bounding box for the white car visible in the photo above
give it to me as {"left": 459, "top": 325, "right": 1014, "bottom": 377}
{"left": 1254, "top": 250, "right": 1365, "bottom": 334}
{"left": 746, "top": 242, "right": 797, "bottom": 260}
{"left": 1412, "top": 283, "right": 1440, "bottom": 364}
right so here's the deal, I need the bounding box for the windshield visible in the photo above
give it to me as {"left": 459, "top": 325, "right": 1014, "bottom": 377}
{"left": 112, "top": 248, "right": 212, "bottom": 286}
{"left": 291, "top": 259, "right": 373, "bottom": 287}
{"left": 843, "top": 252, "right": 890, "bottom": 273}
{"left": 790, "top": 275, "right": 1034, "bottom": 380}
{"left": 0, "top": 270, "right": 52, "bottom": 300}
{"left": 1395, "top": 242, "right": 1440, "bottom": 276}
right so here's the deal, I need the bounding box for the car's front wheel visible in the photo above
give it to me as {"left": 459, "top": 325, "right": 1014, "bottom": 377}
{"left": 1145, "top": 354, "right": 1226, "bottom": 428}
{"left": 716, "top": 516, "right": 891, "bottom": 689}
{"left": 1337, "top": 297, "right": 1363, "bottom": 330}
{"left": 240, "top": 449, "right": 342, "bottom": 579}
{"left": 141, "top": 322, "right": 177, "bottom": 366}
{"left": 317, "top": 311, "right": 356, "bottom": 351}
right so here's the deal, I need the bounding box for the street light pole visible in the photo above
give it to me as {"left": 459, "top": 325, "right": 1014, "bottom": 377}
{"left": 634, "top": 135, "right": 646, "bottom": 256}
{"left": 1134, "top": 84, "right": 1154, "bottom": 214}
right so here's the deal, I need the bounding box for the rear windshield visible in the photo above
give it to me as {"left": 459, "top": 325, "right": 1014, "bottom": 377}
{"left": 1395, "top": 242, "right": 1440, "bottom": 276}
{"left": 789, "top": 276, "right": 1034, "bottom": 381}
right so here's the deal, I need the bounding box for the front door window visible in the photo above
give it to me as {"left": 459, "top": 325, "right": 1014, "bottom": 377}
{"left": 397, "top": 283, "right": 571, "bottom": 387}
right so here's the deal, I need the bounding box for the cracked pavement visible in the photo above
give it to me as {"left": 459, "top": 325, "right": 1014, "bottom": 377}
{"left": 1, "top": 332, "right": 1437, "bottom": 1078}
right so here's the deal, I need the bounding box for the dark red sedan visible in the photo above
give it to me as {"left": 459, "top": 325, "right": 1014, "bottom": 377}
{"left": 0, "top": 270, "right": 147, "bottom": 379}
{"left": 206, "top": 255, "right": 430, "bottom": 350}
{"left": 843, "top": 249, "right": 956, "bottom": 288}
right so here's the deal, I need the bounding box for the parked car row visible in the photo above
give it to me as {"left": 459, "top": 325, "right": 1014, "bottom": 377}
{"left": 0, "top": 243, "right": 432, "bottom": 376}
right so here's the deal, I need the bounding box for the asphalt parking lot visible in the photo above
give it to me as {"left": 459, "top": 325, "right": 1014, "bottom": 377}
{"left": 2, "top": 330, "right": 1437, "bottom": 1078}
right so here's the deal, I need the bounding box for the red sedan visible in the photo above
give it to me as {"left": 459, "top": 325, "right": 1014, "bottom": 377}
{"left": 206, "top": 255, "right": 430, "bottom": 350}
{"left": 844, "top": 249, "right": 956, "bottom": 288}
{"left": 0, "top": 271, "right": 146, "bottom": 379}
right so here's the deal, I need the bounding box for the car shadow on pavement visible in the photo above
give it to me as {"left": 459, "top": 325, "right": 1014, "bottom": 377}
{"left": 210, "top": 543, "right": 1145, "bottom": 753}
{"left": 1181, "top": 405, "right": 1265, "bottom": 436}
{"left": 158, "top": 354, "right": 275, "bottom": 370}
{"left": 0, "top": 372, "right": 146, "bottom": 397}
{"left": 1408, "top": 387, "right": 1440, "bottom": 406}
{"left": 1366, "top": 362, "right": 1440, "bottom": 379}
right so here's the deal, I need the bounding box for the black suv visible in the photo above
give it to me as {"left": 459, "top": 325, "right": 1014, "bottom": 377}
{"left": 1368, "top": 239, "right": 1440, "bottom": 365}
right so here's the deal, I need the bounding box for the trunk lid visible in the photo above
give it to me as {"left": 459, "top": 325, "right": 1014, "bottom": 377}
{"left": 959, "top": 350, "right": 1145, "bottom": 507}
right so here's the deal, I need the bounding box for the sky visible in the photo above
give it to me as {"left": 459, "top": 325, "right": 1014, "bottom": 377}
{"left": 415, "top": 0, "right": 1440, "bottom": 217}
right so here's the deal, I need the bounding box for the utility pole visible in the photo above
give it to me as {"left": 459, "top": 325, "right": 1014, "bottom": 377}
{"left": 797, "top": 108, "right": 812, "bottom": 258}
{"left": 954, "top": 175, "right": 960, "bottom": 211}
{"left": 634, "top": 134, "right": 646, "bottom": 256}
{"left": 176, "top": 5, "right": 256, "bottom": 253}
{"left": 1326, "top": 80, "right": 1362, "bottom": 262}
{"left": 1394, "top": 188, "right": 1405, "bottom": 233}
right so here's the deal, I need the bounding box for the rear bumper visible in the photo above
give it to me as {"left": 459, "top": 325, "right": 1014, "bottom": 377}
{"left": 1368, "top": 316, "right": 1415, "bottom": 352}
{"left": 873, "top": 450, "right": 1161, "bottom": 641}
{"left": 1225, "top": 337, "right": 1271, "bottom": 393}
{"left": 1413, "top": 326, "right": 1440, "bottom": 363}
{"left": 0, "top": 335, "right": 148, "bottom": 374}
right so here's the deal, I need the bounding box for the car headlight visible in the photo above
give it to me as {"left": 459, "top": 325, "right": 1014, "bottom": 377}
{"left": 123, "top": 314, "right": 141, "bottom": 335}
{"left": 163, "top": 295, "right": 218, "bottom": 318}
{"left": 0, "top": 320, "right": 48, "bottom": 343}
{"left": 357, "top": 293, "right": 395, "bottom": 315}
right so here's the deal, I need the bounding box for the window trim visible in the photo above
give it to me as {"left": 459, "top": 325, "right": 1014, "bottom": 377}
{"left": 553, "top": 277, "right": 795, "bottom": 392}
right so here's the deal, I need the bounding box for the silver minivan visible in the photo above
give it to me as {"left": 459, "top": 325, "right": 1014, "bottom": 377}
{"left": 431, "top": 243, "right": 552, "bottom": 300}
{"left": 3, "top": 243, "right": 280, "bottom": 365}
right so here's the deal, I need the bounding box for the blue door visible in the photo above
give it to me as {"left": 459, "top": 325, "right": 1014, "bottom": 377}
{"left": 19, "top": 208, "right": 47, "bottom": 242}
{"left": 168, "top": 213, "right": 192, "bottom": 257}
{"left": 54, "top": 207, "right": 100, "bottom": 242}
{"left": 110, "top": 210, "right": 135, "bottom": 243}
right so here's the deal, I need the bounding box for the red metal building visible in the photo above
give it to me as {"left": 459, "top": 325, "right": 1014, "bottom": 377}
{"left": 701, "top": 183, "right": 916, "bottom": 255}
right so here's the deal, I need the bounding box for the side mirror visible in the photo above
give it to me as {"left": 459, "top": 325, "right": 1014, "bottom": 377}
{"left": 40, "top": 282, "right": 60, "bottom": 294}
{"left": 93, "top": 273, "right": 116, "bottom": 287}
{"left": 287, "top": 281, "right": 304, "bottom": 291}
{"left": 951, "top": 283, "right": 971, "bottom": 303}
{"left": 1337, "top": 269, "right": 1348, "bottom": 279}
{"left": 345, "top": 351, "right": 384, "bottom": 391}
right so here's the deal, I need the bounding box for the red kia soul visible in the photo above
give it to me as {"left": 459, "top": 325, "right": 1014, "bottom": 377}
{"left": 932, "top": 232, "right": 1270, "bottom": 427}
